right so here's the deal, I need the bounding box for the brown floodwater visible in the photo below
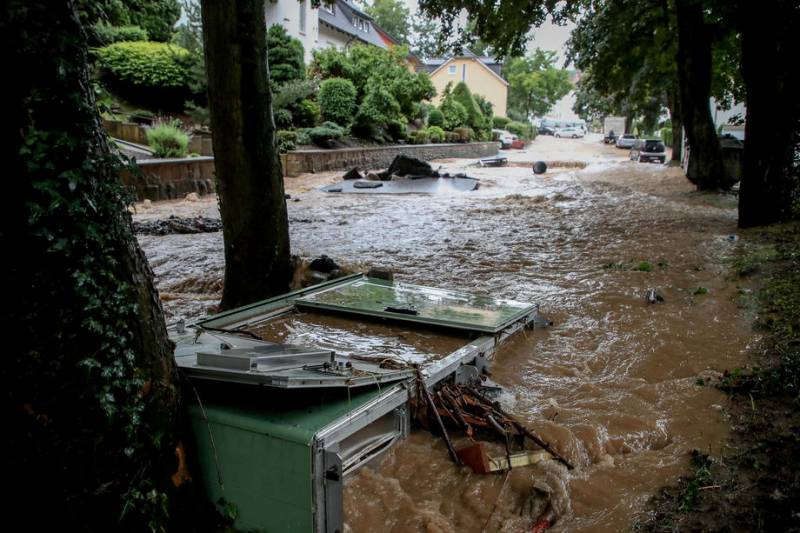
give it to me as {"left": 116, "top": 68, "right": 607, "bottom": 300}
{"left": 136, "top": 136, "right": 753, "bottom": 532}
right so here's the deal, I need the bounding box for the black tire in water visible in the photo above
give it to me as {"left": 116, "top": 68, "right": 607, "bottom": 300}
{"left": 533, "top": 161, "right": 547, "bottom": 174}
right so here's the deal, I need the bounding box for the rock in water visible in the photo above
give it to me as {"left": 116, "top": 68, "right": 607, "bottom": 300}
{"left": 309, "top": 254, "right": 339, "bottom": 273}
{"left": 385, "top": 155, "right": 437, "bottom": 177}
{"left": 533, "top": 161, "right": 548, "bottom": 174}
{"left": 343, "top": 167, "right": 364, "bottom": 180}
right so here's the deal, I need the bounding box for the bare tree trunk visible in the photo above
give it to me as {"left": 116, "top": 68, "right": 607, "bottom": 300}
{"left": 737, "top": 0, "right": 799, "bottom": 227}
{"left": 201, "top": 0, "right": 292, "bottom": 310}
{"left": 3, "top": 1, "right": 181, "bottom": 529}
{"left": 667, "top": 89, "right": 683, "bottom": 161}
{"left": 675, "top": 0, "right": 729, "bottom": 189}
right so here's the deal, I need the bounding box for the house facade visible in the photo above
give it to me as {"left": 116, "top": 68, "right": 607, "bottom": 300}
{"left": 265, "top": 0, "right": 388, "bottom": 63}
{"left": 418, "top": 52, "right": 509, "bottom": 117}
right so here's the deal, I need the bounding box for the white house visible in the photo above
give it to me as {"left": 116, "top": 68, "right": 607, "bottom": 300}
{"left": 265, "top": 0, "right": 388, "bottom": 63}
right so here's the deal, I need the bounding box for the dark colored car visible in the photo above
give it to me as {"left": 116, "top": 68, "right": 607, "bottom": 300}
{"left": 539, "top": 126, "right": 555, "bottom": 136}
{"left": 629, "top": 139, "right": 666, "bottom": 163}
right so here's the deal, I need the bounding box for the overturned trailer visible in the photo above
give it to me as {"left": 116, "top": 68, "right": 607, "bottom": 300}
{"left": 172, "top": 273, "right": 546, "bottom": 532}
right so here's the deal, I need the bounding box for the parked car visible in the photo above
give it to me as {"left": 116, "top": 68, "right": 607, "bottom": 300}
{"left": 615, "top": 133, "right": 636, "bottom": 149}
{"left": 538, "top": 125, "right": 555, "bottom": 136}
{"left": 554, "top": 127, "right": 585, "bottom": 139}
{"left": 629, "top": 139, "right": 666, "bottom": 163}
{"left": 493, "top": 129, "right": 516, "bottom": 149}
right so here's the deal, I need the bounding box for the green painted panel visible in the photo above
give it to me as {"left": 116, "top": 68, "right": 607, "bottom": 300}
{"left": 296, "top": 279, "right": 535, "bottom": 333}
{"left": 187, "top": 385, "right": 391, "bottom": 532}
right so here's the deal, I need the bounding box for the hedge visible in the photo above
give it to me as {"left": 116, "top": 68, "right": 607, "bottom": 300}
{"left": 318, "top": 77, "right": 357, "bottom": 127}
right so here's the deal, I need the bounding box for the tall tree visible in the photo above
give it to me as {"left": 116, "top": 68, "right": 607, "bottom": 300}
{"left": 504, "top": 49, "right": 572, "bottom": 120}
{"left": 365, "top": 0, "right": 411, "bottom": 43}
{"left": 201, "top": 0, "right": 293, "bottom": 310}
{"left": 102, "top": 0, "right": 181, "bottom": 41}
{"left": 4, "top": 1, "right": 181, "bottom": 530}
{"left": 737, "top": 0, "right": 800, "bottom": 227}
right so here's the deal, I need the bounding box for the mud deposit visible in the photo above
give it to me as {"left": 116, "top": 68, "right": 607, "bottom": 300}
{"left": 136, "top": 136, "right": 753, "bottom": 531}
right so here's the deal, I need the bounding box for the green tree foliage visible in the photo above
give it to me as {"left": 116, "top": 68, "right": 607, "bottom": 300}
{"left": 172, "top": 0, "right": 206, "bottom": 96}
{"left": 365, "top": 0, "right": 411, "bottom": 43}
{"left": 354, "top": 84, "right": 403, "bottom": 138}
{"left": 101, "top": 0, "right": 181, "bottom": 42}
{"left": 439, "top": 97, "right": 468, "bottom": 130}
{"left": 492, "top": 116, "right": 510, "bottom": 129}
{"left": 267, "top": 24, "right": 305, "bottom": 85}
{"left": 428, "top": 107, "right": 445, "bottom": 127}
{"left": 318, "top": 77, "right": 357, "bottom": 127}
{"left": 503, "top": 49, "right": 571, "bottom": 119}
{"left": 451, "top": 81, "right": 487, "bottom": 132}
{"left": 409, "top": 14, "right": 447, "bottom": 59}
{"left": 91, "top": 23, "right": 149, "bottom": 45}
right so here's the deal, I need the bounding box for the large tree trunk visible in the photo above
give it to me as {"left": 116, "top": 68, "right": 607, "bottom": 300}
{"left": 667, "top": 89, "right": 683, "bottom": 161}
{"left": 202, "top": 0, "right": 292, "bottom": 310}
{"left": 3, "top": 1, "right": 181, "bottom": 530}
{"left": 737, "top": 0, "right": 799, "bottom": 227}
{"left": 675, "top": 0, "right": 729, "bottom": 189}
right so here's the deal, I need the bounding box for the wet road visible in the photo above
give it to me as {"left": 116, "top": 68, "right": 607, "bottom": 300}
{"left": 136, "top": 135, "right": 752, "bottom": 531}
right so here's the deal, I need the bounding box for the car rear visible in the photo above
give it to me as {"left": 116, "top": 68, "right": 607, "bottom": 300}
{"left": 636, "top": 139, "right": 666, "bottom": 163}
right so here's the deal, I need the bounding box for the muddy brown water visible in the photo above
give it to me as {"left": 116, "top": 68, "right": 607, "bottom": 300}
{"left": 137, "top": 138, "right": 752, "bottom": 531}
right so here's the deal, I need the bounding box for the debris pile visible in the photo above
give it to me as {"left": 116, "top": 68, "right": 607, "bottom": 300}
{"left": 133, "top": 215, "right": 222, "bottom": 235}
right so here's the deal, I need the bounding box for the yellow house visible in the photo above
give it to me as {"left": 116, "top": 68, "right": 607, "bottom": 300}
{"left": 418, "top": 51, "right": 509, "bottom": 117}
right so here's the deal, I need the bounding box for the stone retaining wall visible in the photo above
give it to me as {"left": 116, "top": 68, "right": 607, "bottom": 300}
{"left": 280, "top": 142, "right": 499, "bottom": 177}
{"left": 121, "top": 157, "right": 215, "bottom": 201}
{"left": 103, "top": 119, "right": 214, "bottom": 156}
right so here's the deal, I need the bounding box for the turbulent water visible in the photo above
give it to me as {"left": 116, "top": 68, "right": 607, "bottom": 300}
{"left": 137, "top": 137, "right": 753, "bottom": 531}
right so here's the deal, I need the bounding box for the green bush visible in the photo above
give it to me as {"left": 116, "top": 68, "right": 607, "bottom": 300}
{"left": 444, "top": 131, "right": 460, "bottom": 143}
{"left": 427, "top": 126, "right": 445, "bottom": 143}
{"left": 296, "top": 129, "right": 312, "bottom": 145}
{"left": 274, "top": 109, "right": 293, "bottom": 128}
{"left": 92, "top": 24, "right": 149, "bottom": 45}
{"left": 293, "top": 99, "right": 320, "bottom": 127}
{"left": 413, "top": 129, "right": 430, "bottom": 144}
{"left": 354, "top": 85, "right": 402, "bottom": 136}
{"left": 507, "top": 121, "right": 533, "bottom": 140}
{"left": 439, "top": 99, "right": 468, "bottom": 131}
{"left": 95, "top": 41, "right": 191, "bottom": 108}
{"left": 387, "top": 119, "right": 407, "bottom": 141}
{"left": 306, "top": 121, "right": 346, "bottom": 147}
{"left": 184, "top": 102, "right": 210, "bottom": 129}
{"left": 454, "top": 127, "right": 474, "bottom": 142}
{"left": 428, "top": 108, "right": 445, "bottom": 128}
{"left": 146, "top": 121, "right": 189, "bottom": 158}
{"left": 267, "top": 24, "right": 305, "bottom": 85}
{"left": 318, "top": 78, "right": 357, "bottom": 127}
{"left": 493, "top": 116, "right": 510, "bottom": 129}
{"left": 452, "top": 82, "right": 486, "bottom": 132}
{"left": 277, "top": 130, "right": 297, "bottom": 153}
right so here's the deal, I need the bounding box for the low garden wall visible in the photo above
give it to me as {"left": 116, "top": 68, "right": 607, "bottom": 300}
{"left": 103, "top": 119, "right": 214, "bottom": 156}
{"left": 120, "top": 142, "right": 499, "bottom": 201}
{"left": 121, "top": 157, "right": 215, "bottom": 202}
{"left": 280, "top": 142, "right": 499, "bottom": 177}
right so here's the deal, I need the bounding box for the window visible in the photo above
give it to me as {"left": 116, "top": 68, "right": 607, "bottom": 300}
{"left": 299, "top": 0, "right": 306, "bottom": 34}
{"left": 448, "top": 64, "right": 457, "bottom": 74}
{"left": 353, "top": 16, "right": 368, "bottom": 32}
{"left": 323, "top": 3, "right": 334, "bottom": 15}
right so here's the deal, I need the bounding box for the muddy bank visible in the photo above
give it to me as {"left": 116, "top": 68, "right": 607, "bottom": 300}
{"left": 640, "top": 223, "right": 800, "bottom": 532}
{"left": 134, "top": 136, "right": 753, "bottom": 531}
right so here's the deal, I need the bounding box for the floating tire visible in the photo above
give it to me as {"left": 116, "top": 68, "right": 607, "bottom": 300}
{"left": 532, "top": 161, "right": 547, "bottom": 174}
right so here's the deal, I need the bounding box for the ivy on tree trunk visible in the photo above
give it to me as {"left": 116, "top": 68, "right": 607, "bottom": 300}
{"left": 201, "top": 0, "right": 293, "bottom": 310}
{"left": 3, "top": 1, "right": 182, "bottom": 530}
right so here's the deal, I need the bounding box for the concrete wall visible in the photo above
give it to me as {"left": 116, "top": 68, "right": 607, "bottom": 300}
{"left": 280, "top": 142, "right": 499, "bottom": 177}
{"left": 121, "top": 157, "right": 215, "bottom": 202}
{"left": 103, "top": 119, "right": 213, "bottom": 156}
{"left": 429, "top": 58, "right": 508, "bottom": 117}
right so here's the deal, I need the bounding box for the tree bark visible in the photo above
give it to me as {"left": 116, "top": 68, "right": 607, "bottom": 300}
{"left": 737, "top": 0, "right": 799, "bottom": 227}
{"left": 3, "top": 1, "right": 180, "bottom": 530}
{"left": 675, "top": 0, "right": 729, "bottom": 189}
{"left": 202, "top": 0, "right": 292, "bottom": 310}
{"left": 667, "top": 89, "right": 683, "bottom": 161}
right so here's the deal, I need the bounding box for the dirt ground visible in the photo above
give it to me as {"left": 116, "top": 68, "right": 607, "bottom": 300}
{"left": 132, "top": 134, "right": 790, "bottom": 532}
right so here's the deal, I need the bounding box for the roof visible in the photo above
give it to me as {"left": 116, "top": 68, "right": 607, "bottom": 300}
{"left": 418, "top": 50, "right": 508, "bottom": 85}
{"left": 318, "top": 0, "right": 387, "bottom": 49}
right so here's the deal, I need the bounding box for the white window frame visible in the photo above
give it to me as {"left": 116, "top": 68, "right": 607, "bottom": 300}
{"left": 299, "top": 0, "right": 307, "bottom": 34}
{"left": 448, "top": 64, "right": 457, "bottom": 75}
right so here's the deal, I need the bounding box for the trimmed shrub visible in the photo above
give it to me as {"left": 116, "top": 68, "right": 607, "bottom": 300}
{"left": 507, "top": 121, "right": 534, "bottom": 140}
{"left": 296, "top": 129, "right": 312, "bottom": 145}
{"left": 277, "top": 130, "right": 297, "bottom": 153}
{"left": 493, "top": 116, "right": 510, "bottom": 129}
{"left": 387, "top": 119, "right": 408, "bottom": 141}
{"left": 413, "top": 129, "right": 430, "bottom": 144}
{"left": 444, "top": 131, "right": 460, "bottom": 143}
{"left": 439, "top": 99, "right": 468, "bottom": 130}
{"left": 92, "top": 24, "right": 149, "bottom": 45}
{"left": 353, "top": 85, "right": 402, "bottom": 136}
{"left": 274, "top": 109, "right": 293, "bottom": 128}
{"left": 319, "top": 78, "right": 357, "bottom": 127}
{"left": 452, "top": 82, "right": 486, "bottom": 132}
{"left": 306, "top": 121, "right": 346, "bottom": 148}
{"left": 293, "top": 99, "right": 320, "bottom": 127}
{"left": 146, "top": 121, "right": 189, "bottom": 158}
{"left": 94, "top": 41, "right": 190, "bottom": 108}
{"left": 267, "top": 24, "right": 305, "bottom": 85}
{"left": 428, "top": 108, "right": 445, "bottom": 128}
{"left": 454, "top": 127, "right": 474, "bottom": 142}
{"left": 427, "top": 126, "right": 445, "bottom": 143}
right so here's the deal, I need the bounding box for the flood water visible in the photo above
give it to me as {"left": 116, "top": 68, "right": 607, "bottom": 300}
{"left": 136, "top": 136, "right": 753, "bottom": 531}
